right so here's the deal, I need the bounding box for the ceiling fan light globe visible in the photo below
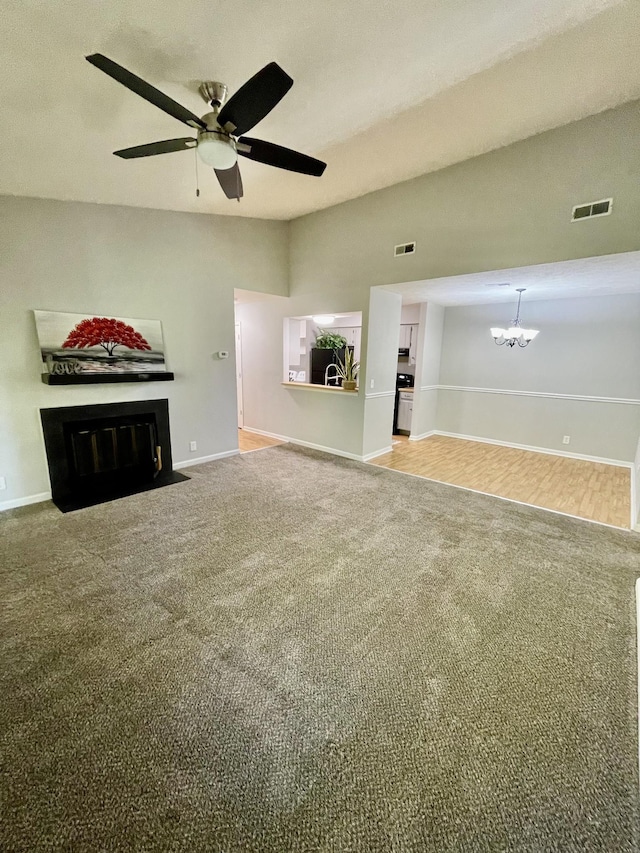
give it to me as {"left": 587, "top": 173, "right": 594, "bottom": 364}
{"left": 197, "top": 132, "right": 237, "bottom": 170}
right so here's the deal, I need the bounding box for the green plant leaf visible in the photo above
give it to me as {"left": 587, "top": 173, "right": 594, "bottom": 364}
{"left": 335, "top": 346, "right": 360, "bottom": 381}
{"left": 314, "top": 330, "right": 347, "bottom": 350}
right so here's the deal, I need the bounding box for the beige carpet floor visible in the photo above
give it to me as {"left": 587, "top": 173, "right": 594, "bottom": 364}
{"left": 2, "top": 444, "right": 639, "bottom": 852}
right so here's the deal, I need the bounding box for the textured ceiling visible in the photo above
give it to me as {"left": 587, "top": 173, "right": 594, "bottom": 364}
{"left": 385, "top": 250, "right": 640, "bottom": 306}
{"left": 1, "top": 0, "right": 639, "bottom": 220}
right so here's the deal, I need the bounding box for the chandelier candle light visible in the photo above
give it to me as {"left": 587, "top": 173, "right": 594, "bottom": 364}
{"left": 490, "top": 288, "right": 539, "bottom": 348}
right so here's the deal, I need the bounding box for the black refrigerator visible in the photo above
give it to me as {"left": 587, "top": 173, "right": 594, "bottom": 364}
{"left": 310, "top": 347, "right": 353, "bottom": 385}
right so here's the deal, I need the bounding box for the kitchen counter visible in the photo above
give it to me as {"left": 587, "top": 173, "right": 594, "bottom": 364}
{"left": 282, "top": 382, "right": 358, "bottom": 394}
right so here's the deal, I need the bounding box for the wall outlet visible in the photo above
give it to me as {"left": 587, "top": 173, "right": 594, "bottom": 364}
{"left": 189, "top": 441, "right": 197, "bottom": 452}
{"left": 562, "top": 435, "right": 570, "bottom": 445}
{"left": 0, "top": 476, "right": 6, "bottom": 490}
{"left": 370, "top": 379, "right": 375, "bottom": 389}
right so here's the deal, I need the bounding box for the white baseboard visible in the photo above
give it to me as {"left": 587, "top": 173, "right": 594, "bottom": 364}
{"left": 242, "top": 426, "right": 366, "bottom": 462}
{"left": 393, "top": 428, "right": 637, "bottom": 531}
{"left": 433, "top": 430, "right": 632, "bottom": 469}
{"left": 0, "top": 491, "right": 51, "bottom": 512}
{"left": 0, "top": 451, "right": 240, "bottom": 512}
{"left": 242, "top": 427, "right": 289, "bottom": 440}
{"left": 409, "top": 430, "right": 436, "bottom": 442}
{"left": 0, "top": 451, "right": 241, "bottom": 511}
{"left": 174, "top": 449, "right": 240, "bottom": 470}
{"left": 362, "top": 446, "right": 393, "bottom": 461}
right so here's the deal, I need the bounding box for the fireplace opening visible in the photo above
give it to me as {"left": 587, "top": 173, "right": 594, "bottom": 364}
{"left": 67, "top": 414, "right": 160, "bottom": 492}
{"left": 41, "top": 399, "right": 188, "bottom": 512}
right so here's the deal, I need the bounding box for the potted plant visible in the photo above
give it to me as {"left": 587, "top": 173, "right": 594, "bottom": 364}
{"left": 336, "top": 347, "right": 359, "bottom": 391}
{"left": 311, "top": 330, "right": 349, "bottom": 386}
{"left": 314, "top": 330, "right": 348, "bottom": 350}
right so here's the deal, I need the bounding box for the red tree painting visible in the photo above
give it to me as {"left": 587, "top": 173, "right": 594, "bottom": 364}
{"left": 62, "top": 317, "right": 152, "bottom": 357}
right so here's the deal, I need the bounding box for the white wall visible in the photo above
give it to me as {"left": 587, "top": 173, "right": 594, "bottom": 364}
{"left": 237, "top": 287, "right": 399, "bottom": 462}
{"left": 411, "top": 302, "right": 445, "bottom": 439}
{"left": 0, "top": 196, "right": 288, "bottom": 508}
{"left": 633, "top": 437, "right": 640, "bottom": 530}
{"left": 362, "top": 288, "right": 402, "bottom": 458}
{"left": 400, "top": 304, "right": 421, "bottom": 324}
{"left": 436, "top": 293, "right": 640, "bottom": 461}
{"left": 235, "top": 295, "right": 366, "bottom": 459}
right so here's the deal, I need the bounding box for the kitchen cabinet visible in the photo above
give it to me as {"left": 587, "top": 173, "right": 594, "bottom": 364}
{"left": 332, "top": 326, "right": 362, "bottom": 361}
{"left": 408, "top": 324, "right": 418, "bottom": 366}
{"left": 399, "top": 324, "right": 418, "bottom": 365}
{"left": 398, "top": 325, "right": 411, "bottom": 349}
{"left": 397, "top": 390, "right": 413, "bottom": 433}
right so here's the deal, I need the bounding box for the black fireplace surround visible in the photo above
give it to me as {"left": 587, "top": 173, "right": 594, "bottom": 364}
{"left": 40, "top": 399, "right": 188, "bottom": 512}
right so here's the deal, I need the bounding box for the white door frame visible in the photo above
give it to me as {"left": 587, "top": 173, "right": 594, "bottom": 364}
{"left": 235, "top": 322, "right": 243, "bottom": 428}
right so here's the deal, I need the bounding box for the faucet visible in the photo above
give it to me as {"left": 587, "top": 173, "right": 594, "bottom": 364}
{"left": 324, "top": 363, "right": 340, "bottom": 386}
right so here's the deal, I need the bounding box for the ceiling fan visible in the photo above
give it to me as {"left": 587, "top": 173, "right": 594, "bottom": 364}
{"left": 85, "top": 54, "right": 327, "bottom": 201}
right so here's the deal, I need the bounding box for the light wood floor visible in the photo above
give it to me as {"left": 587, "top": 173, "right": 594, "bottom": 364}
{"left": 371, "top": 434, "right": 631, "bottom": 529}
{"left": 238, "top": 429, "right": 286, "bottom": 453}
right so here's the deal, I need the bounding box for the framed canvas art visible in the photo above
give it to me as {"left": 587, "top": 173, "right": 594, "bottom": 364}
{"left": 34, "top": 310, "right": 168, "bottom": 377}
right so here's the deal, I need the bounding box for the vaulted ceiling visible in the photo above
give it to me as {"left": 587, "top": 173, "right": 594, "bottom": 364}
{"left": 2, "top": 0, "right": 639, "bottom": 220}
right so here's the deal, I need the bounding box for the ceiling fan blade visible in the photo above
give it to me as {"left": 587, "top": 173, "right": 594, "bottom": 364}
{"left": 217, "top": 63, "right": 293, "bottom": 136}
{"left": 237, "top": 137, "right": 326, "bottom": 176}
{"left": 86, "top": 54, "right": 206, "bottom": 130}
{"left": 114, "top": 138, "right": 197, "bottom": 159}
{"left": 215, "top": 163, "right": 243, "bottom": 200}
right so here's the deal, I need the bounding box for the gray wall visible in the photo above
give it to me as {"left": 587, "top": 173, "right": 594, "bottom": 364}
{"left": 0, "top": 196, "right": 288, "bottom": 507}
{"left": 289, "top": 99, "right": 640, "bottom": 291}
{"left": 283, "top": 98, "right": 640, "bottom": 459}
{"left": 436, "top": 293, "right": 640, "bottom": 460}
{"left": 5, "top": 98, "right": 640, "bottom": 497}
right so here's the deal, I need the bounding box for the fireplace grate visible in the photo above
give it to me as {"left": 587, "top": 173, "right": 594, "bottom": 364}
{"left": 70, "top": 421, "right": 159, "bottom": 478}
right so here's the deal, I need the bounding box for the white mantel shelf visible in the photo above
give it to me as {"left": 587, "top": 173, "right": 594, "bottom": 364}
{"left": 282, "top": 382, "right": 358, "bottom": 394}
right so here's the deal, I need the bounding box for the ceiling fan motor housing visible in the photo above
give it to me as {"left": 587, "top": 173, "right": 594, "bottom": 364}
{"left": 198, "top": 81, "right": 228, "bottom": 108}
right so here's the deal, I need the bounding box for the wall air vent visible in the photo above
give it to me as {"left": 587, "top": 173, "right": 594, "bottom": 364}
{"left": 394, "top": 241, "right": 416, "bottom": 257}
{"left": 571, "top": 198, "right": 612, "bottom": 221}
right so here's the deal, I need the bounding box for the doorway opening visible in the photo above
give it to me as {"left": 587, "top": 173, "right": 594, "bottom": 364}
{"left": 375, "top": 251, "right": 640, "bottom": 529}
{"left": 233, "top": 289, "right": 288, "bottom": 454}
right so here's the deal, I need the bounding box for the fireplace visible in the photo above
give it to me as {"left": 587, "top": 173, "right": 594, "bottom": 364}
{"left": 40, "top": 399, "right": 188, "bottom": 512}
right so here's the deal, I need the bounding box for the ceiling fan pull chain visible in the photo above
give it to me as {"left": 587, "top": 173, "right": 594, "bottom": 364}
{"left": 194, "top": 149, "right": 200, "bottom": 198}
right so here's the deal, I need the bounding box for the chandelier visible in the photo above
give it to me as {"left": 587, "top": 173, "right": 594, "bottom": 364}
{"left": 490, "top": 288, "right": 539, "bottom": 348}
